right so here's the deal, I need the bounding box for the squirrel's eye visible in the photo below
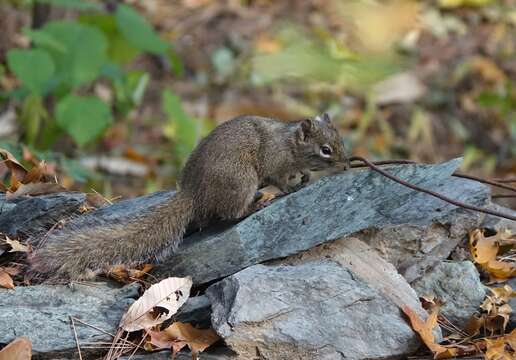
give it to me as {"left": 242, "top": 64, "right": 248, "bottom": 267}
{"left": 320, "top": 145, "right": 332, "bottom": 157}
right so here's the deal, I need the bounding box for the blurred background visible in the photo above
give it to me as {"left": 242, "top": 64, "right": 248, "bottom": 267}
{"left": 0, "top": 0, "right": 514, "bottom": 203}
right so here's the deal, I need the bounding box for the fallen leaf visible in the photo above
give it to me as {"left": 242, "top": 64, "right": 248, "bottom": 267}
{"left": 464, "top": 314, "right": 483, "bottom": 336}
{"left": 484, "top": 329, "right": 516, "bottom": 360}
{"left": 469, "top": 229, "right": 516, "bottom": 281}
{"left": 120, "top": 276, "right": 192, "bottom": 332}
{"left": 146, "top": 322, "right": 219, "bottom": 359}
{"left": 4, "top": 237, "right": 30, "bottom": 253}
{"left": 6, "top": 182, "right": 66, "bottom": 199}
{"left": 0, "top": 269, "right": 14, "bottom": 289}
{"left": 470, "top": 56, "right": 507, "bottom": 84}
{"left": 21, "top": 161, "right": 45, "bottom": 184}
{"left": 0, "top": 148, "right": 27, "bottom": 187}
{"left": 489, "top": 285, "right": 516, "bottom": 304}
{"left": 0, "top": 336, "right": 32, "bottom": 360}
{"left": 469, "top": 229, "right": 499, "bottom": 264}
{"left": 107, "top": 264, "right": 154, "bottom": 283}
{"left": 401, "top": 305, "right": 457, "bottom": 358}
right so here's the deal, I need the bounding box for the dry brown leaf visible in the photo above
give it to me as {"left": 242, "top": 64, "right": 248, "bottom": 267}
{"left": 4, "top": 237, "right": 30, "bottom": 253}
{"left": 0, "top": 269, "right": 15, "bottom": 289}
{"left": 6, "top": 182, "right": 66, "bottom": 199}
{"left": 401, "top": 305, "right": 458, "bottom": 358}
{"left": 484, "top": 329, "right": 516, "bottom": 360}
{"left": 147, "top": 322, "right": 220, "bottom": 359}
{"left": 469, "top": 229, "right": 499, "bottom": 264}
{"left": 21, "top": 161, "right": 47, "bottom": 184}
{"left": 464, "top": 314, "right": 484, "bottom": 336}
{"left": 107, "top": 264, "right": 154, "bottom": 283}
{"left": 489, "top": 285, "right": 516, "bottom": 304}
{"left": 120, "top": 276, "right": 192, "bottom": 332}
{"left": 470, "top": 56, "right": 507, "bottom": 84}
{"left": 0, "top": 148, "right": 28, "bottom": 186}
{"left": 470, "top": 229, "right": 516, "bottom": 281}
{"left": 0, "top": 336, "right": 32, "bottom": 360}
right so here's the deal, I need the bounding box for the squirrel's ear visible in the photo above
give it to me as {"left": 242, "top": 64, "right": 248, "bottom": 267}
{"left": 297, "top": 118, "right": 314, "bottom": 142}
{"left": 315, "top": 113, "right": 331, "bottom": 124}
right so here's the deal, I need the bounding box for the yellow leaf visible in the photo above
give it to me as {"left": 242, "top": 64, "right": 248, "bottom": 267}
{"left": 0, "top": 337, "right": 32, "bottom": 360}
{"left": 439, "top": 0, "right": 494, "bottom": 8}
{"left": 0, "top": 269, "right": 14, "bottom": 289}
{"left": 401, "top": 305, "right": 457, "bottom": 358}
{"left": 469, "top": 229, "right": 499, "bottom": 264}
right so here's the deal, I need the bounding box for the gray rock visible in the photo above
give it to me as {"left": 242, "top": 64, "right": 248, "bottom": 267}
{"left": 506, "top": 277, "right": 516, "bottom": 331}
{"left": 354, "top": 176, "right": 488, "bottom": 282}
{"left": 0, "top": 282, "right": 138, "bottom": 358}
{"left": 122, "top": 348, "right": 237, "bottom": 360}
{"left": 173, "top": 295, "right": 212, "bottom": 328}
{"left": 0, "top": 192, "right": 86, "bottom": 239}
{"left": 411, "top": 261, "right": 486, "bottom": 328}
{"left": 157, "top": 158, "right": 489, "bottom": 284}
{"left": 482, "top": 204, "right": 516, "bottom": 234}
{"left": 207, "top": 261, "right": 421, "bottom": 360}
{"left": 282, "top": 237, "right": 431, "bottom": 322}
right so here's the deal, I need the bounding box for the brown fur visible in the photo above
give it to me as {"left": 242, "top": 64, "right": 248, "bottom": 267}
{"left": 30, "top": 114, "right": 348, "bottom": 280}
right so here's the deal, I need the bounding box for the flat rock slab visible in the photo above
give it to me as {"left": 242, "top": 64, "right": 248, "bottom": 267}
{"left": 156, "top": 158, "right": 490, "bottom": 284}
{"left": 0, "top": 282, "right": 138, "bottom": 358}
{"left": 207, "top": 261, "right": 421, "bottom": 360}
{"left": 0, "top": 192, "right": 86, "bottom": 239}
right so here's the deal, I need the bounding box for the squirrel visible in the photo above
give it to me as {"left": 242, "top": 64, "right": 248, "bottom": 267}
{"left": 29, "top": 113, "right": 349, "bottom": 280}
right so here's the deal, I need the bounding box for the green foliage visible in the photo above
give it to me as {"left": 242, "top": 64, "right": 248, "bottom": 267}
{"left": 36, "top": 21, "right": 108, "bottom": 87}
{"left": 163, "top": 89, "right": 199, "bottom": 161}
{"left": 115, "top": 4, "right": 169, "bottom": 54}
{"left": 35, "top": 0, "right": 102, "bottom": 11}
{"left": 251, "top": 27, "right": 399, "bottom": 92}
{"left": 56, "top": 95, "right": 113, "bottom": 147}
{"left": 6, "top": 49, "right": 54, "bottom": 95}
{"left": 4, "top": 2, "right": 180, "bottom": 152}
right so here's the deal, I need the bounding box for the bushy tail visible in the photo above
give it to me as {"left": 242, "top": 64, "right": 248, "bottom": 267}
{"left": 30, "top": 192, "right": 194, "bottom": 281}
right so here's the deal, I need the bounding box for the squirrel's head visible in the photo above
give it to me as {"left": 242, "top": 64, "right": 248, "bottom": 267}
{"left": 295, "top": 113, "right": 349, "bottom": 171}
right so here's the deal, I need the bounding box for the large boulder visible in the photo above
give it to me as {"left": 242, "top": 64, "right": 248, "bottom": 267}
{"left": 207, "top": 261, "right": 421, "bottom": 360}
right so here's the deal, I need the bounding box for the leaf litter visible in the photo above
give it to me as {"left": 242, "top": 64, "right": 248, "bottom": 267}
{"left": 404, "top": 228, "right": 516, "bottom": 359}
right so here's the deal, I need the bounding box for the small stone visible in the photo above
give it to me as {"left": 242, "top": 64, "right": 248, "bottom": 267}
{"left": 411, "top": 261, "right": 486, "bottom": 328}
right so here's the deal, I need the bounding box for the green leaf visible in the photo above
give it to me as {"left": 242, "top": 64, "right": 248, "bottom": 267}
{"left": 56, "top": 95, "right": 113, "bottom": 147}
{"left": 35, "top": 0, "right": 102, "bottom": 11}
{"left": 79, "top": 14, "right": 140, "bottom": 65}
{"left": 115, "top": 5, "right": 169, "bottom": 54}
{"left": 39, "top": 21, "right": 108, "bottom": 87}
{"left": 19, "top": 95, "right": 48, "bottom": 145}
{"left": 162, "top": 89, "right": 198, "bottom": 158}
{"left": 7, "top": 49, "right": 55, "bottom": 95}
{"left": 23, "top": 28, "right": 67, "bottom": 53}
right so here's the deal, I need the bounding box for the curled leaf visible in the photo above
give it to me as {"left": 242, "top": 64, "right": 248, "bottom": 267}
{"left": 120, "top": 276, "right": 192, "bottom": 332}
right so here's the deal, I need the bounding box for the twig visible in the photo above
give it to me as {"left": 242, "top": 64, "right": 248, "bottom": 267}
{"left": 71, "top": 317, "right": 143, "bottom": 350}
{"left": 351, "top": 159, "right": 516, "bottom": 194}
{"left": 492, "top": 194, "right": 516, "bottom": 199}
{"left": 70, "top": 316, "right": 83, "bottom": 360}
{"left": 349, "top": 156, "right": 516, "bottom": 222}
{"left": 453, "top": 173, "right": 516, "bottom": 193}
{"left": 493, "top": 178, "right": 516, "bottom": 183}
